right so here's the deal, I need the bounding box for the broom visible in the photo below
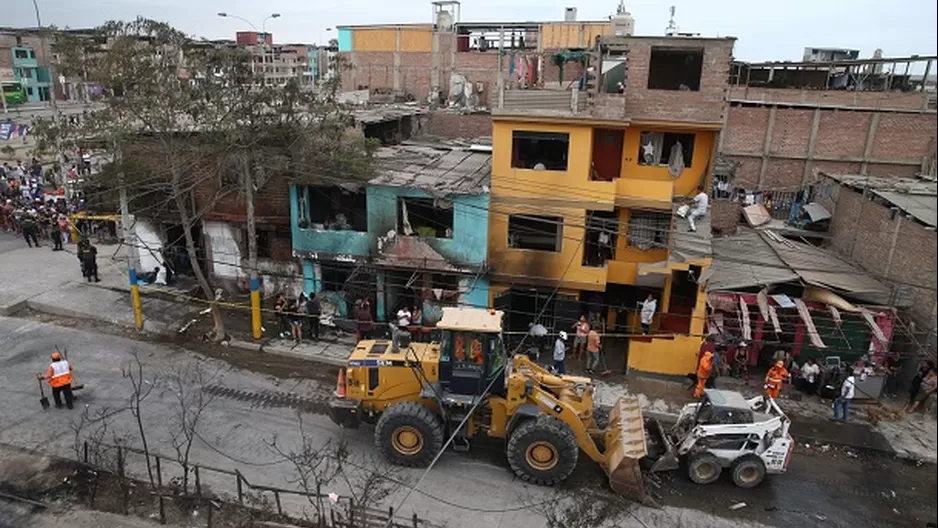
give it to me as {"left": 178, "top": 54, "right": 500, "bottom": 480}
{"left": 598, "top": 347, "right": 613, "bottom": 377}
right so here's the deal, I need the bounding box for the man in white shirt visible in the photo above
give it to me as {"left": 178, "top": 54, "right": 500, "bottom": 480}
{"left": 686, "top": 185, "right": 709, "bottom": 232}
{"left": 396, "top": 306, "right": 412, "bottom": 328}
{"left": 832, "top": 373, "right": 855, "bottom": 422}
{"left": 639, "top": 294, "right": 656, "bottom": 334}
{"left": 553, "top": 331, "right": 568, "bottom": 375}
{"left": 800, "top": 358, "right": 820, "bottom": 395}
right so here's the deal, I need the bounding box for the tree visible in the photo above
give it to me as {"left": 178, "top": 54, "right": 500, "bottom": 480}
{"left": 164, "top": 361, "right": 217, "bottom": 493}
{"left": 35, "top": 18, "right": 249, "bottom": 340}
{"left": 122, "top": 351, "right": 158, "bottom": 486}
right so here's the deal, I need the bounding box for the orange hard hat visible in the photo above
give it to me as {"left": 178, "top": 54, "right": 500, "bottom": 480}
{"left": 51, "top": 351, "right": 62, "bottom": 360}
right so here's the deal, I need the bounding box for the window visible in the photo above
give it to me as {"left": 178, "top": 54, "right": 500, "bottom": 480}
{"left": 627, "top": 211, "right": 671, "bottom": 250}
{"left": 14, "top": 49, "right": 30, "bottom": 59}
{"left": 256, "top": 230, "right": 271, "bottom": 259}
{"left": 647, "top": 47, "right": 704, "bottom": 91}
{"left": 637, "top": 132, "right": 694, "bottom": 167}
{"left": 399, "top": 197, "right": 453, "bottom": 238}
{"left": 583, "top": 211, "right": 618, "bottom": 267}
{"left": 508, "top": 215, "right": 562, "bottom": 252}
{"left": 511, "top": 131, "right": 569, "bottom": 171}
{"left": 303, "top": 186, "right": 367, "bottom": 232}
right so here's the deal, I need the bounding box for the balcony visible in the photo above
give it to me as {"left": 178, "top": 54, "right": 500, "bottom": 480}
{"left": 494, "top": 88, "right": 588, "bottom": 117}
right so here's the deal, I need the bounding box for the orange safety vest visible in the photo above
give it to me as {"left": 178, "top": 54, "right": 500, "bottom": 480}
{"left": 697, "top": 353, "right": 713, "bottom": 379}
{"left": 47, "top": 360, "right": 73, "bottom": 388}
{"left": 765, "top": 366, "right": 788, "bottom": 389}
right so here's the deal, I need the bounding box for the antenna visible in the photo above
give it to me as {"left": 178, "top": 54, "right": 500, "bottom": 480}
{"left": 666, "top": 5, "right": 678, "bottom": 35}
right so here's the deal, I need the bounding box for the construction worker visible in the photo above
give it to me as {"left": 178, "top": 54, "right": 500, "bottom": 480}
{"left": 694, "top": 350, "right": 714, "bottom": 398}
{"left": 37, "top": 352, "right": 74, "bottom": 409}
{"left": 764, "top": 360, "right": 790, "bottom": 400}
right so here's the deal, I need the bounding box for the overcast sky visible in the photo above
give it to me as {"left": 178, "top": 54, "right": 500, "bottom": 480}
{"left": 5, "top": 0, "right": 937, "bottom": 61}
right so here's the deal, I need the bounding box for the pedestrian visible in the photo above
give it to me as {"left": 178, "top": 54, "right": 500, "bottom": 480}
{"left": 57, "top": 214, "right": 70, "bottom": 244}
{"left": 37, "top": 351, "right": 74, "bottom": 409}
{"left": 585, "top": 327, "right": 601, "bottom": 374}
{"left": 396, "top": 304, "right": 412, "bottom": 329}
{"left": 799, "top": 358, "right": 820, "bottom": 395}
{"left": 50, "top": 220, "right": 64, "bottom": 250}
{"left": 694, "top": 350, "right": 714, "bottom": 398}
{"left": 553, "top": 331, "right": 568, "bottom": 375}
{"left": 832, "top": 372, "right": 856, "bottom": 422}
{"left": 907, "top": 361, "right": 934, "bottom": 406}
{"left": 883, "top": 353, "right": 902, "bottom": 398}
{"left": 21, "top": 211, "right": 40, "bottom": 247}
{"left": 906, "top": 367, "right": 937, "bottom": 414}
{"left": 355, "top": 299, "right": 374, "bottom": 341}
{"left": 685, "top": 185, "right": 709, "bottom": 233}
{"left": 572, "top": 315, "right": 589, "bottom": 361}
{"left": 764, "top": 360, "right": 789, "bottom": 400}
{"left": 77, "top": 239, "right": 100, "bottom": 282}
{"left": 289, "top": 295, "right": 305, "bottom": 343}
{"left": 306, "top": 293, "right": 321, "bottom": 341}
{"left": 274, "top": 293, "right": 289, "bottom": 338}
{"left": 639, "top": 294, "right": 656, "bottom": 334}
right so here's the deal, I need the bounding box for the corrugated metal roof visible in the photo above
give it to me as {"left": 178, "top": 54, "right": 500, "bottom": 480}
{"left": 369, "top": 143, "right": 492, "bottom": 196}
{"left": 760, "top": 231, "right": 895, "bottom": 305}
{"left": 670, "top": 203, "right": 712, "bottom": 263}
{"left": 873, "top": 191, "right": 937, "bottom": 228}
{"left": 822, "top": 173, "right": 937, "bottom": 228}
{"left": 708, "top": 228, "right": 800, "bottom": 290}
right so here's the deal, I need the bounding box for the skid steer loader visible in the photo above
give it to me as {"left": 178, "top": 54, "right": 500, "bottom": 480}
{"left": 328, "top": 307, "right": 793, "bottom": 499}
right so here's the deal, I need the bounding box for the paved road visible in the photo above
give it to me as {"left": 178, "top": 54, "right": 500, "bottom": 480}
{"left": 0, "top": 317, "right": 934, "bottom": 528}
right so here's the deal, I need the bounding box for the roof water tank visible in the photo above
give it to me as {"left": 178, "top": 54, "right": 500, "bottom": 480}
{"left": 565, "top": 7, "right": 577, "bottom": 22}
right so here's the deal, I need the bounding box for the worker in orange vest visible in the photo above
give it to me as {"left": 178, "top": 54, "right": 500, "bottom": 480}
{"left": 37, "top": 351, "right": 74, "bottom": 409}
{"left": 694, "top": 350, "right": 714, "bottom": 398}
{"left": 764, "top": 360, "right": 790, "bottom": 400}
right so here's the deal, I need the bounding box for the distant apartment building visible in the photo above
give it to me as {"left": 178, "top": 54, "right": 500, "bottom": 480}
{"left": 0, "top": 30, "right": 54, "bottom": 103}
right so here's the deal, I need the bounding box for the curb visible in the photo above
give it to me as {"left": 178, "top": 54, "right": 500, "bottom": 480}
{"left": 23, "top": 299, "right": 169, "bottom": 336}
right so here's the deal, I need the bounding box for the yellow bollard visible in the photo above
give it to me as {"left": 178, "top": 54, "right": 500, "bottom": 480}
{"left": 250, "top": 277, "right": 262, "bottom": 340}
{"left": 129, "top": 269, "right": 144, "bottom": 330}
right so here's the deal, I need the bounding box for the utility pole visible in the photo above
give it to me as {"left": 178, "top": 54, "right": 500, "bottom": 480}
{"left": 119, "top": 158, "right": 144, "bottom": 330}
{"left": 244, "top": 157, "right": 262, "bottom": 339}
{"left": 32, "top": 0, "right": 65, "bottom": 175}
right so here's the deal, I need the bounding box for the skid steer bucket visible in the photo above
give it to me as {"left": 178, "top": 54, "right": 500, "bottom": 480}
{"left": 645, "top": 417, "right": 680, "bottom": 473}
{"left": 603, "top": 396, "right": 648, "bottom": 500}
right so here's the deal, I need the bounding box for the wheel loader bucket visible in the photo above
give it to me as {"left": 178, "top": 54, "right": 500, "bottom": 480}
{"left": 603, "top": 396, "right": 648, "bottom": 501}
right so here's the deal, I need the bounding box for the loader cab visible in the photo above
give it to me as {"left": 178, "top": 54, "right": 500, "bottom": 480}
{"left": 435, "top": 307, "right": 506, "bottom": 397}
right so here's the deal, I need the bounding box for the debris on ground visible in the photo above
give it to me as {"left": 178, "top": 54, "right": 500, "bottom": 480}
{"left": 729, "top": 502, "right": 747, "bottom": 511}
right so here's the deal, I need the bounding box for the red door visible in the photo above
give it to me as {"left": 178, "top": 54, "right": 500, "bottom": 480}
{"left": 591, "top": 129, "right": 624, "bottom": 181}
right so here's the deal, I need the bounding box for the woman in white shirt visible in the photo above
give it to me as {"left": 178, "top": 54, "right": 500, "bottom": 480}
{"left": 800, "top": 358, "right": 820, "bottom": 395}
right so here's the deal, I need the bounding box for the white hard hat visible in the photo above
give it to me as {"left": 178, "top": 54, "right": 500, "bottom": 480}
{"left": 558, "top": 331, "right": 568, "bottom": 341}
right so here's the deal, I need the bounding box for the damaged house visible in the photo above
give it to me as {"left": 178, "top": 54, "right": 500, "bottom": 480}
{"left": 290, "top": 141, "right": 491, "bottom": 328}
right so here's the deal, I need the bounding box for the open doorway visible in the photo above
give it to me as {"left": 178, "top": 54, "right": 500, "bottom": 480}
{"left": 661, "top": 267, "right": 700, "bottom": 334}
{"left": 591, "top": 129, "right": 624, "bottom": 181}
{"left": 583, "top": 210, "right": 618, "bottom": 267}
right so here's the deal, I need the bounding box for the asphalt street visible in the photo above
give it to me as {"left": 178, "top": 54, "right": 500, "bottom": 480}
{"left": 0, "top": 316, "right": 934, "bottom": 528}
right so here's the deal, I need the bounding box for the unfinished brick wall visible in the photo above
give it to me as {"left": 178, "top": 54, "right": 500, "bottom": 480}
{"left": 826, "top": 185, "right": 938, "bottom": 330}
{"left": 622, "top": 37, "right": 734, "bottom": 124}
{"left": 423, "top": 111, "right": 492, "bottom": 139}
{"left": 728, "top": 86, "right": 930, "bottom": 111}
{"left": 722, "top": 105, "right": 938, "bottom": 189}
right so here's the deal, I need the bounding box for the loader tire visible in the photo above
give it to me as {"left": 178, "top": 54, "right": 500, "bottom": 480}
{"left": 375, "top": 402, "right": 443, "bottom": 468}
{"left": 687, "top": 452, "right": 722, "bottom": 485}
{"left": 730, "top": 454, "right": 766, "bottom": 489}
{"left": 506, "top": 416, "right": 578, "bottom": 486}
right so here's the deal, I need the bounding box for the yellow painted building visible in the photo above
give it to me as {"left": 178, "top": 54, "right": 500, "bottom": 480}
{"left": 488, "top": 114, "right": 715, "bottom": 375}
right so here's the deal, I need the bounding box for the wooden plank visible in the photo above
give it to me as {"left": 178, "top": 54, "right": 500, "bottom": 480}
{"left": 794, "top": 298, "right": 826, "bottom": 348}
{"left": 768, "top": 305, "right": 782, "bottom": 334}
{"left": 859, "top": 307, "right": 889, "bottom": 349}
{"left": 739, "top": 296, "right": 752, "bottom": 341}
{"left": 742, "top": 204, "right": 773, "bottom": 227}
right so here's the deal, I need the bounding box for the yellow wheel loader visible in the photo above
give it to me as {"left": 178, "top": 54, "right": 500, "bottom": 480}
{"left": 328, "top": 307, "right": 657, "bottom": 499}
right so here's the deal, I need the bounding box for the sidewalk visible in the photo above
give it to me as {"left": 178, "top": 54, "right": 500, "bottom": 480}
{"left": 0, "top": 235, "right": 193, "bottom": 333}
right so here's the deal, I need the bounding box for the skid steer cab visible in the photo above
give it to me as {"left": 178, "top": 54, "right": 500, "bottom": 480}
{"left": 645, "top": 389, "right": 794, "bottom": 489}
{"left": 328, "top": 307, "right": 653, "bottom": 501}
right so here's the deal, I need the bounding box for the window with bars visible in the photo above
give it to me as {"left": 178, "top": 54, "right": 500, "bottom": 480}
{"left": 627, "top": 211, "right": 671, "bottom": 250}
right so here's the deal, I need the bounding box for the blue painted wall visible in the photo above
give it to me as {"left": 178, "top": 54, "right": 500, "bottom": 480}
{"left": 337, "top": 28, "right": 353, "bottom": 52}
{"left": 291, "top": 184, "right": 491, "bottom": 309}
{"left": 367, "top": 186, "right": 489, "bottom": 266}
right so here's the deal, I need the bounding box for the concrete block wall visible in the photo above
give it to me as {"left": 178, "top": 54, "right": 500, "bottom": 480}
{"left": 728, "top": 86, "right": 931, "bottom": 111}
